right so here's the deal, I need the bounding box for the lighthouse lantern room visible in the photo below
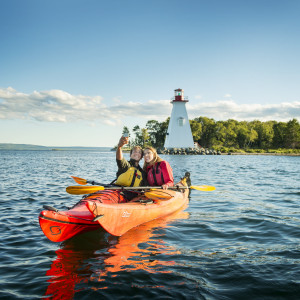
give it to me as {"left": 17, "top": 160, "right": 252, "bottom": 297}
{"left": 164, "top": 88, "right": 194, "bottom": 149}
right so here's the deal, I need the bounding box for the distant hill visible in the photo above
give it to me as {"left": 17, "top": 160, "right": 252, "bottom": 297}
{"left": 0, "top": 143, "right": 112, "bottom": 151}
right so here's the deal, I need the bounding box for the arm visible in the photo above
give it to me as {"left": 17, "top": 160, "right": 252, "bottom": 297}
{"left": 160, "top": 161, "right": 174, "bottom": 189}
{"left": 116, "top": 157, "right": 131, "bottom": 178}
{"left": 116, "top": 136, "right": 129, "bottom": 161}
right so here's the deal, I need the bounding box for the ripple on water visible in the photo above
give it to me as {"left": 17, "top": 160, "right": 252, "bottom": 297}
{"left": 0, "top": 152, "right": 299, "bottom": 299}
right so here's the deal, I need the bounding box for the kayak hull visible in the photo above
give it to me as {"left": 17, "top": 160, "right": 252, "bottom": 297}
{"left": 86, "top": 189, "right": 189, "bottom": 236}
{"left": 39, "top": 201, "right": 100, "bottom": 242}
{"left": 39, "top": 188, "right": 189, "bottom": 242}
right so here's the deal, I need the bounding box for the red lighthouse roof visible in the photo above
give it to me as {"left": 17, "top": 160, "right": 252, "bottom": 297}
{"left": 171, "top": 88, "right": 189, "bottom": 103}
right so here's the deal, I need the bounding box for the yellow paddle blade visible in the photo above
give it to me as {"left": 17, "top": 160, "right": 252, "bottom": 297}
{"left": 66, "top": 185, "right": 105, "bottom": 195}
{"left": 71, "top": 176, "right": 88, "bottom": 185}
{"left": 190, "top": 185, "right": 216, "bottom": 191}
{"left": 144, "top": 189, "right": 173, "bottom": 201}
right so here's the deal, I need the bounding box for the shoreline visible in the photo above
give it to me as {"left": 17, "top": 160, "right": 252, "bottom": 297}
{"left": 119, "top": 149, "right": 300, "bottom": 156}
{"left": 226, "top": 152, "right": 300, "bottom": 156}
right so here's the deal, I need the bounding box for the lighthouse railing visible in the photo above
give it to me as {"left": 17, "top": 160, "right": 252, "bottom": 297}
{"left": 170, "top": 96, "right": 189, "bottom": 101}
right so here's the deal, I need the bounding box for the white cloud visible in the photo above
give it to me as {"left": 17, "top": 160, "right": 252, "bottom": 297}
{"left": 0, "top": 87, "right": 299, "bottom": 124}
{"left": 0, "top": 87, "right": 111, "bottom": 123}
{"left": 187, "top": 100, "right": 300, "bottom": 122}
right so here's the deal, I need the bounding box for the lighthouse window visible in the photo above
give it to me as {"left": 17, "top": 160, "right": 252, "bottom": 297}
{"left": 178, "top": 117, "right": 185, "bottom": 126}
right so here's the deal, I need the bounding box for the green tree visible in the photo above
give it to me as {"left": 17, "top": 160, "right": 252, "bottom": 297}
{"left": 253, "top": 121, "right": 275, "bottom": 149}
{"left": 141, "top": 128, "right": 150, "bottom": 147}
{"left": 189, "top": 120, "right": 202, "bottom": 143}
{"left": 223, "top": 119, "right": 238, "bottom": 147}
{"left": 158, "top": 118, "right": 170, "bottom": 147}
{"left": 285, "top": 118, "right": 300, "bottom": 148}
{"left": 235, "top": 121, "right": 260, "bottom": 149}
{"left": 194, "top": 117, "right": 217, "bottom": 147}
{"left": 215, "top": 121, "right": 226, "bottom": 146}
{"left": 128, "top": 117, "right": 300, "bottom": 151}
{"left": 272, "top": 122, "right": 286, "bottom": 148}
{"left": 236, "top": 122, "right": 250, "bottom": 148}
{"left": 245, "top": 128, "right": 258, "bottom": 148}
{"left": 146, "top": 118, "right": 169, "bottom": 148}
{"left": 131, "top": 126, "right": 152, "bottom": 147}
{"left": 132, "top": 125, "right": 143, "bottom": 146}
{"left": 145, "top": 120, "right": 159, "bottom": 146}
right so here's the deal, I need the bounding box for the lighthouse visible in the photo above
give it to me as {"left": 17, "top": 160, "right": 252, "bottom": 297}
{"left": 164, "top": 88, "right": 194, "bottom": 148}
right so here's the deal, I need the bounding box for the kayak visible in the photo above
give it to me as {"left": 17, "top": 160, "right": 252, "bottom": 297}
{"left": 39, "top": 186, "right": 189, "bottom": 242}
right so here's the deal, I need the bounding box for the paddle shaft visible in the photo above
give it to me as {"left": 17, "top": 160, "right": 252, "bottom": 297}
{"left": 66, "top": 184, "right": 215, "bottom": 195}
{"left": 71, "top": 185, "right": 189, "bottom": 191}
{"left": 71, "top": 176, "right": 111, "bottom": 186}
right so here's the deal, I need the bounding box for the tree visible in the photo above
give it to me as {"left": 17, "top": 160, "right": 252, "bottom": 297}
{"left": 132, "top": 125, "right": 143, "bottom": 146}
{"left": 253, "top": 121, "right": 275, "bottom": 149}
{"left": 128, "top": 117, "right": 300, "bottom": 151}
{"left": 145, "top": 120, "right": 159, "bottom": 146}
{"left": 272, "top": 122, "right": 286, "bottom": 148}
{"left": 131, "top": 126, "right": 152, "bottom": 147}
{"left": 141, "top": 128, "right": 150, "bottom": 147}
{"left": 158, "top": 118, "right": 170, "bottom": 147}
{"left": 214, "top": 121, "right": 227, "bottom": 146}
{"left": 146, "top": 118, "right": 169, "bottom": 148}
{"left": 223, "top": 119, "right": 238, "bottom": 147}
{"left": 246, "top": 128, "right": 258, "bottom": 148}
{"left": 190, "top": 120, "right": 202, "bottom": 143}
{"left": 194, "top": 117, "right": 217, "bottom": 148}
{"left": 236, "top": 122, "right": 250, "bottom": 149}
{"left": 285, "top": 118, "right": 300, "bottom": 148}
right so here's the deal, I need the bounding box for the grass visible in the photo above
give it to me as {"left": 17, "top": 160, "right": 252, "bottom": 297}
{"left": 212, "top": 146, "right": 300, "bottom": 155}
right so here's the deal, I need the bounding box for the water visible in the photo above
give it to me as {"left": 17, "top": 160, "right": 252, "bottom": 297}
{"left": 0, "top": 151, "right": 299, "bottom": 299}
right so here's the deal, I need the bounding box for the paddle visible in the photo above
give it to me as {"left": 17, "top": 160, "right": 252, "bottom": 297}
{"left": 71, "top": 176, "right": 105, "bottom": 186}
{"left": 66, "top": 184, "right": 216, "bottom": 195}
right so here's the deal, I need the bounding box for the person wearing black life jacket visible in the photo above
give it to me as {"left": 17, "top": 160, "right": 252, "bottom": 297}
{"left": 143, "top": 147, "right": 174, "bottom": 190}
{"left": 114, "top": 135, "right": 148, "bottom": 200}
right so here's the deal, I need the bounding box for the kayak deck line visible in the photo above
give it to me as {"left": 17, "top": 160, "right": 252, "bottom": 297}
{"left": 39, "top": 214, "right": 99, "bottom": 226}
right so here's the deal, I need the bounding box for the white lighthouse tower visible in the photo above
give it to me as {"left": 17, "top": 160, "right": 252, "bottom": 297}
{"left": 164, "top": 88, "right": 194, "bottom": 148}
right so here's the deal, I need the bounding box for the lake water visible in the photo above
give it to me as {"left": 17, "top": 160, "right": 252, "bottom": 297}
{"left": 0, "top": 151, "right": 299, "bottom": 299}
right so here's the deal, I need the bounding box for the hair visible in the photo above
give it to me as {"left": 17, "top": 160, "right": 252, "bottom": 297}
{"left": 143, "top": 146, "right": 163, "bottom": 170}
{"left": 130, "top": 146, "right": 143, "bottom": 158}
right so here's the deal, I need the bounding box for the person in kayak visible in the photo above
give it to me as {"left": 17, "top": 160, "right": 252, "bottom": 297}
{"left": 114, "top": 135, "right": 148, "bottom": 191}
{"left": 143, "top": 147, "right": 174, "bottom": 190}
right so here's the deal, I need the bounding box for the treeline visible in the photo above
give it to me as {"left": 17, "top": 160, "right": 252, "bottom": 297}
{"left": 123, "top": 117, "right": 300, "bottom": 151}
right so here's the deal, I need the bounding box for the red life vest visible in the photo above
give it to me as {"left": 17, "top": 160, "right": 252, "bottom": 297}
{"left": 146, "top": 161, "right": 174, "bottom": 187}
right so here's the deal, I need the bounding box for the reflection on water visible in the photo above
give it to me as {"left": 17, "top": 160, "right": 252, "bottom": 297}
{"left": 44, "top": 209, "right": 189, "bottom": 299}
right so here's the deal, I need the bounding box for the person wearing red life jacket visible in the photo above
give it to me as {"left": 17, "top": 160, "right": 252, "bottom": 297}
{"left": 143, "top": 147, "right": 174, "bottom": 190}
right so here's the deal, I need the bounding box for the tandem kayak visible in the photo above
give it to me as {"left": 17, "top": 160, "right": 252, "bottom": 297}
{"left": 39, "top": 185, "right": 189, "bottom": 242}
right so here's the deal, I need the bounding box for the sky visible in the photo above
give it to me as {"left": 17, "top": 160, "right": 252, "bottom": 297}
{"left": 0, "top": 0, "right": 299, "bottom": 147}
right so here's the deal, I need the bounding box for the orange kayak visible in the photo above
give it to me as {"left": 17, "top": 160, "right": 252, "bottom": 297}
{"left": 86, "top": 188, "right": 189, "bottom": 236}
{"left": 39, "top": 188, "right": 189, "bottom": 242}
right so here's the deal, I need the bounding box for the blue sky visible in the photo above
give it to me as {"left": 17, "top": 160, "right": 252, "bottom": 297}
{"left": 1, "top": 0, "right": 299, "bottom": 147}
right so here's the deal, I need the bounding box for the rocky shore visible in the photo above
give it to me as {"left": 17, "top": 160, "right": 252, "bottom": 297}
{"left": 157, "top": 147, "right": 222, "bottom": 155}
{"left": 157, "top": 148, "right": 300, "bottom": 156}
{"left": 112, "top": 147, "right": 300, "bottom": 156}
